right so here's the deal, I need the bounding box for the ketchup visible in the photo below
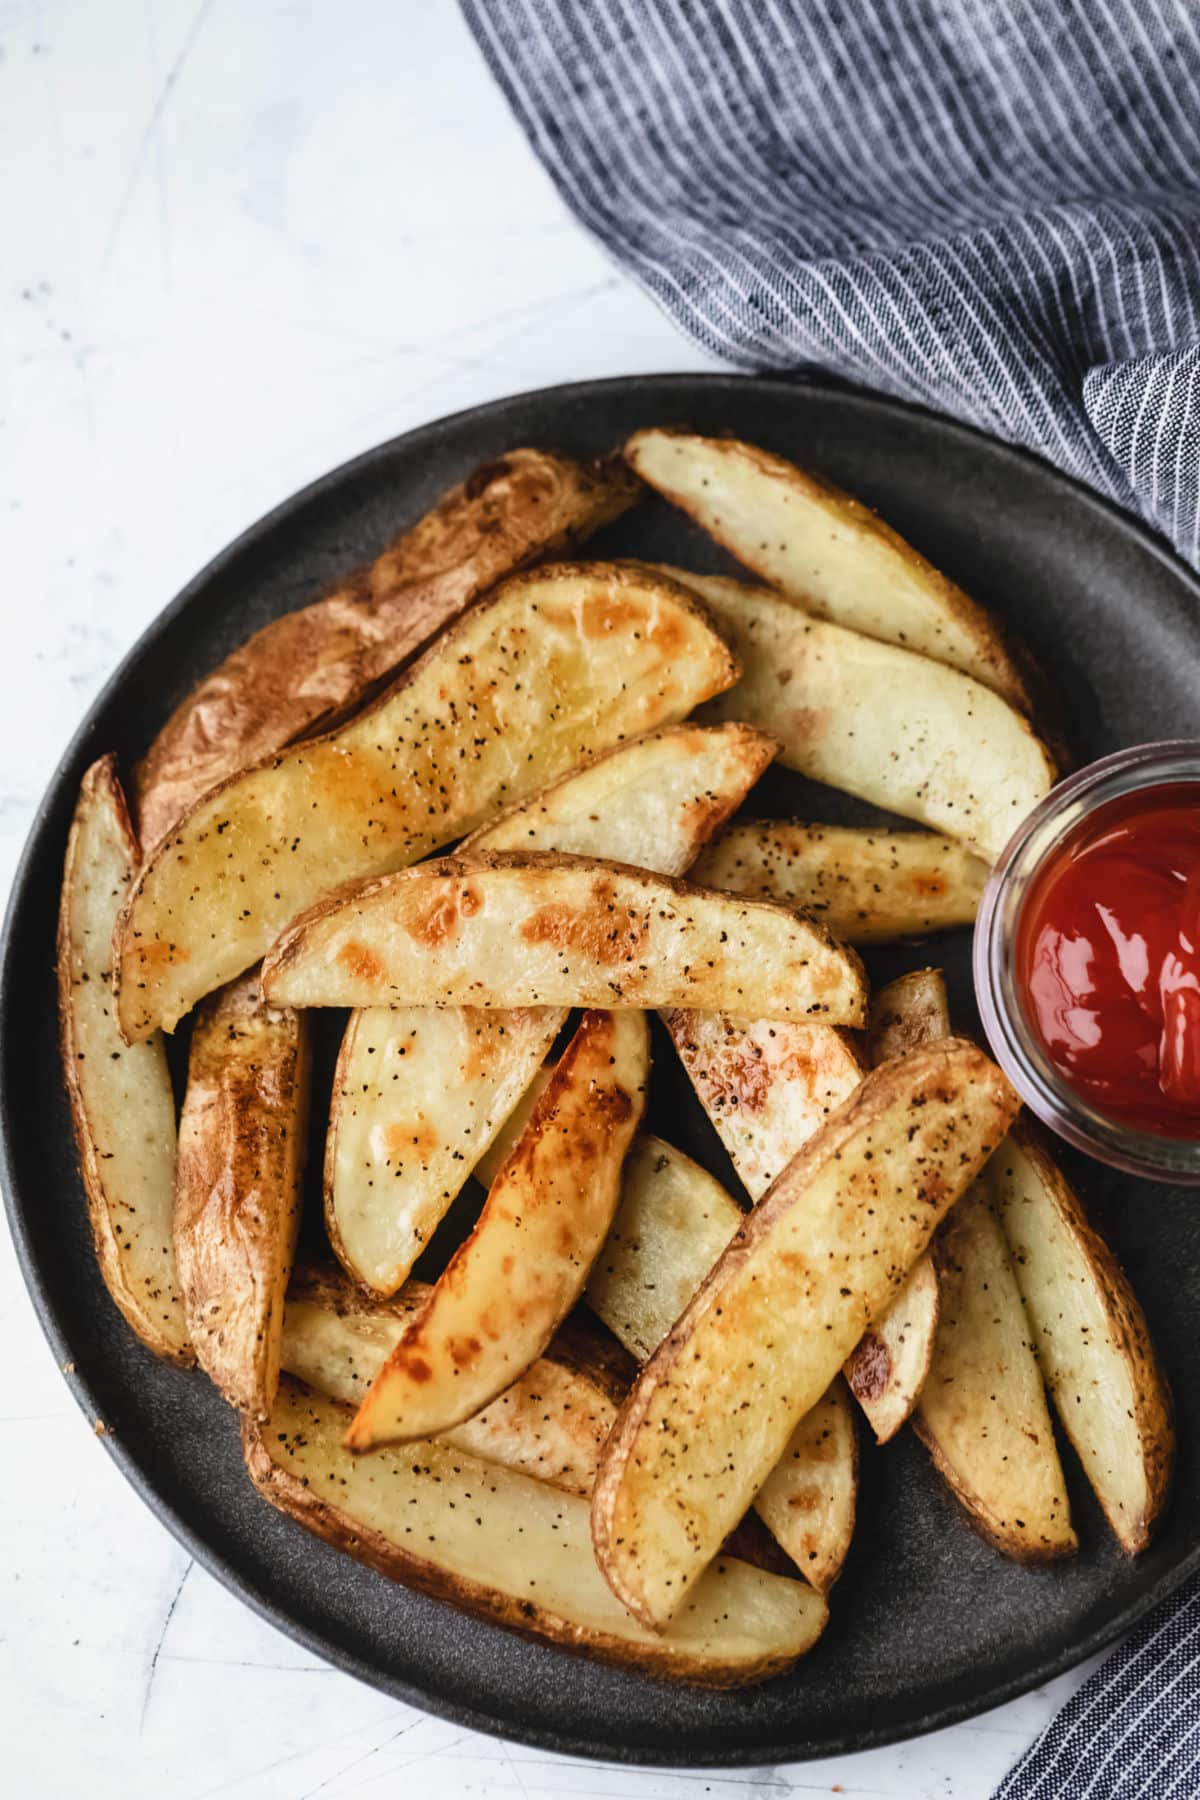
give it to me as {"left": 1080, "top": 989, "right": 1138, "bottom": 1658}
{"left": 1017, "top": 784, "right": 1200, "bottom": 1136}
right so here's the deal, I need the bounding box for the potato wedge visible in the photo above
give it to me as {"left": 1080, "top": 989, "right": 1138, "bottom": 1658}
{"left": 626, "top": 429, "right": 1030, "bottom": 709}
{"left": 692, "top": 821, "right": 988, "bottom": 943}
{"left": 326, "top": 1006, "right": 563, "bottom": 1295}
{"left": 246, "top": 1379, "right": 828, "bottom": 1688}
{"left": 662, "top": 1012, "right": 865, "bottom": 1201}
{"left": 591, "top": 1039, "right": 1019, "bottom": 1627}
{"left": 844, "top": 1256, "right": 940, "bottom": 1445}
{"left": 281, "top": 1269, "right": 623, "bottom": 1495}
{"left": 474, "top": 1065, "right": 554, "bottom": 1191}
{"left": 841, "top": 969, "right": 951, "bottom": 1441}
{"left": 666, "top": 568, "right": 1055, "bottom": 861}
{"left": 115, "top": 563, "right": 738, "bottom": 1041}
{"left": 346, "top": 1010, "right": 649, "bottom": 1449}
{"left": 134, "top": 451, "right": 639, "bottom": 847}
{"left": 56, "top": 756, "right": 192, "bottom": 1365}
{"left": 993, "top": 1122, "right": 1173, "bottom": 1552}
{"left": 914, "top": 1175, "right": 1076, "bottom": 1561}
{"left": 585, "top": 1134, "right": 858, "bottom": 1591}
{"left": 174, "top": 973, "right": 310, "bottom": 1417}
{"left": 867, "top": 967, "right": 952, "bottom": 1066}
{"left": 325, "top": 723, "right": 775, "bottom": 1294}
{"left": 263, "top": 852, "right": 868, "bottom": 1024}
{"left": 462, "top": 721, "right": 776, "bottom": 864}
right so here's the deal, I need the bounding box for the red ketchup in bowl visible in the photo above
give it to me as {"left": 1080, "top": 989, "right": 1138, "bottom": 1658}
{"left": 1017, "top": 784, "right": 1200, "bottom": 1136}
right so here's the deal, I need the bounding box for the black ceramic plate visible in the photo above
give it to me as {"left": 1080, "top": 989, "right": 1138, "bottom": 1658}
{"left": 6, "top": 374, "right": 1200, "bottom": 1768}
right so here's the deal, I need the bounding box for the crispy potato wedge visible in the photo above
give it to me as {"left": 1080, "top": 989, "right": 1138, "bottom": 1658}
{"left": 666, "top": 568, "right": 1055, "bottom": 861}
{"left": 325, "top": 723, "right": 775, "bottom": 1294}
{"left": 326, "top": 1007, "right": 563, "bottom": 1295}
{"left": 584, "top": 1133, "right": 858, "bottom": 1590}
{"left": 867, "top": 967, "right": 952, "bottom": 1066}
{"left": 246, "top": 1379, "right": 828, "bottom": 1688}
{"left": 346, "top": 1011, "right": 649, "bottom": 1449}
{"left": 591, "top": 1039, "right": 1019, "bottom": 1627}
{"left": 281, "top": 1269, "right": 623, "bottom": 1495}
{"left": 993, "top": 1122, "right": 1173, "bottom": 1552}
{"left": 174, "top": 973, "right": 310, "bottom": 1417}
{"left": 474, "top": 1065, "right": 554, "bottom": 1191}
{"left": 914, "top": 1176, "right": 1076, "bottom": 1561}
{"left": 56, "top": 756, "right": 192, "bottom": 1365}
{"left": 462, "top": 721, "right": 776, "bottom": 864}
{"left": 692, "top": 821, "right": 988, "bottom": 943}
{"left": 626, "top": 429, "right": 1030, "bottom": 709}
{"left": 263, "top": 852, "right": 868, "bottom": 1024}
{"left": 842, "top": 969, "right": 952, "bottom": 1440}
{"left": 662, "top": 1012, "right": 865, "bottom": 1201}
{"left": 844, "top": 1256, "right": 940, "bottom": 1445}
{"left": 115, "top": 563, "right": 738, "bottom": 1041}
{"left": 134, "top": 451, "right": 639, "bottom": 847}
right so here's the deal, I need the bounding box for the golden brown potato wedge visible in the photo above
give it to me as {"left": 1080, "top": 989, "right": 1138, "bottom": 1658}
{"left": 844, "top": 1256, "right": 940, "bottom": 1445}
{"left": 281, "top": 1268, "right": 623, "bottom": 1495}
{"left": 56, "top": 756, "right": 192, "bottom": 1365}
{"left": 246, "top": 1379, "right": 828, "bottom": 1688}
{"left": 345, "top": 1011, "right": 649, "bottom": 1449}
{"left": 474, "top": 1065, "right": 555, "bottom": 1191}
{"left": 867, "top": 967, "right": 952, "bottom": 1066}
{"left": 993, "top": 1122, "right": 1173, "bottom": 1553}
{"left": 626, "top": 429, "right": 1030, "bottom": 709}
{"left": 115, "top": 563, "right": 738, "bottom": 1041}
{"left": 591, "top": 1039, "right": 1019, "bottom": 1628}
{"left": 666, "top": 567, "right": 1055, "bottom": 861}
{"left": 914, "top": 1175, "right": 1077, "bottom": 1562}
{"left": 325, "top": 724, "right": 775, "bottom": 1295}
{"left": 174, "top": 973, "right": 310, "bottom": 1417}
{"left": 262, "top": 852, "right": 868, "bottom": 1024}
{"left": 586, "top": 1134, "right": 858, "bottom": 1591}
{"left": 134, "top": 451, "right": 639, "bottom": 847}
{"left": 662, "top": 1012, "right": 865, "bottom": 1201}
{"left": 692, "top": 821, "right": 988, "bottom": 943}
{"left": 325, "top": 1006, "right": 562, "bottom": 1295}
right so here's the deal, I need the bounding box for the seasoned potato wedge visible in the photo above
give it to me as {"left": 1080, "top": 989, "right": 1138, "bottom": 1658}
{"left": 586, "top": 1134, "right": 858, "bottom": 1592}
{"left": 993, "top": 1122, "right": 1173, "bottom": 1553}
{"left": 56, "top": 756, "right": 192, "bottom": 1365}
{"left": 247, "top": 1380, "right": 828, "bottom": 1688}
{"left": 175, "top": 973, "right": 310, "bottom": 1417}
{"left": 692, "top": 821, "right": 988, "bottom": 943}
{"left": 667, "top": 568, "right": 1055, "bottom": 861}
{"left": 844, "top": 1256, "right": 939, "bottom": 1445}
{"left": 346, "top": 1011, "right": 649, "bottom": 1449}
{"left": 914, "top": 1176, "right": 1076, "bottom": 1562}
{"left": 115, "top": 564, "right": 738, "bottom": 1041}
{"left": 867, "top": 967, "right": 952, "bottom": 1066}
{"left": 474, "top": 1065, "right": 554, "bottom": 1191}
{"left": 326, "top": 723, "right": 774, "bottom": 1295}
{"left": 281, "top": 1270, "right": 622, "bottom": 1495}
{"left": 662, "top": 1012, "right": 865, "bottom": 1201}
{"left": 591, "top": 1040, "right": 1019, "bottom": 1627}
{"left": 462, "top": 721, "right": 777, "bottom": 864}
{"left": 626, "top": 430, "right": 1030, "bottom": 709}
{"left": 134, "top": 451, "right": 638, "bottom": 847}
{"left": 326, "top": 1007, "right": 563, "bottom": 1295}
{"left": 263, "top": 852, "right": 868, "bottom": 1024}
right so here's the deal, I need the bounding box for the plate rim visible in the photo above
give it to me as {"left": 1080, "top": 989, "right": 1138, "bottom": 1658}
{"left": 5, "top": 369, "right": 1200, "bottom": 1768}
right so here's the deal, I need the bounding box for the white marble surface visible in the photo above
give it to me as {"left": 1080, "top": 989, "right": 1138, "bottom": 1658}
{"left": 1, "top": 3, "right": 1104, "bottom": 1794}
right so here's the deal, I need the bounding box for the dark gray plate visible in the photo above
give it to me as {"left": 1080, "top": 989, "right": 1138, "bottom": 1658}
{"left": 5, "top": 374, "right": 1200, "bottom": 1768}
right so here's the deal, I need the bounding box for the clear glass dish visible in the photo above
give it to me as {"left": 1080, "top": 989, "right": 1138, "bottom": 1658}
{"left": 974, "top": 740, "right": 1200, "bottom": 1184}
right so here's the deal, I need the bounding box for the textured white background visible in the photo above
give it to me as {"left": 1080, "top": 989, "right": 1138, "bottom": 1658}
{"left": 2, "top": 3, "right": 1102, "bottom": 1794}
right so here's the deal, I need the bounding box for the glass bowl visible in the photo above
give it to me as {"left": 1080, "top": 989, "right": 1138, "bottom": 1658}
{"left": 974, "top": 740, "right": 1200, "bottom": 1184}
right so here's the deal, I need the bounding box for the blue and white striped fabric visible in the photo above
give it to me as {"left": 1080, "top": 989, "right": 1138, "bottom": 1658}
{"left": 460, "top": 4, "right": 1200, "bottom": 1792}
{"left": 462, "top": 0, "right": 1200, "bottom": 571}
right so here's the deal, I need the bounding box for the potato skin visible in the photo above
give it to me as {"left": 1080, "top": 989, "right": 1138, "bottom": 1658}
{"left": 134, "top": 450, "right": 638, "bottom": 847}
{"left": 175, "top": 973, "right": 311, "bottom": 1418}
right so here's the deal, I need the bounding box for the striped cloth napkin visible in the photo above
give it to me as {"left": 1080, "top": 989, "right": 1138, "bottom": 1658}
{"left": 462, "top": 0, "right": 1200, "bottom": 574}
{"left": 460, "top": 4, "right": 1200, "bottom": 1792}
